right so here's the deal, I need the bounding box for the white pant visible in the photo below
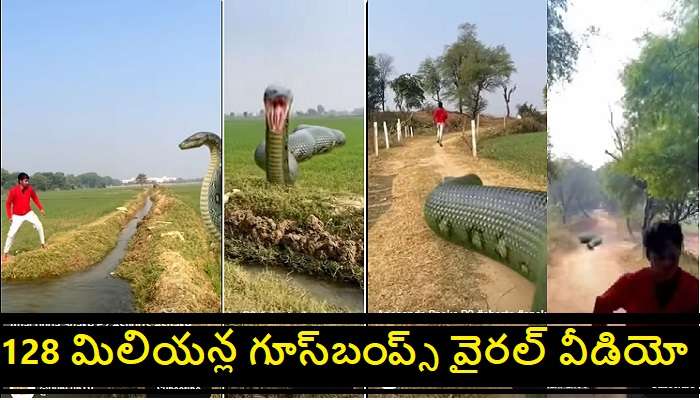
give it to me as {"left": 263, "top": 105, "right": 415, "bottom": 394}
{"left": 437, "top": 123, "right": 445, "bottom": 141}
{"left": 4, "top": 211, "right": 45, "bottom": 253}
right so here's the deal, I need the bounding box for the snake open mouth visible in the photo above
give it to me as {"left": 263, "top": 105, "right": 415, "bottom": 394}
{"left": 265, "top": 97, "right": 290, "bottom": 134}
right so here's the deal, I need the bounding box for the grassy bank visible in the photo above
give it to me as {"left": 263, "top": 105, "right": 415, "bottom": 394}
{"left": 1, "top": 187, "right": 143, "bottom": 254}
{"left": 225, "top": 176, "right": 364, "bottom": 286}
{"left": 1, "top": 190, "right": 147, "bottom": 280}
{"left": 116, "top": 187, "right": 220, "bottom": 312}
{"left": 479, "top": 131, "right": 547, "bottom": 186}
{"left": 224, "top": 262, "right": 340, "bottom": 312}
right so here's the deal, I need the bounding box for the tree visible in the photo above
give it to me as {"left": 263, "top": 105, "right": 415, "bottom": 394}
{"left": 1, "top": 168, "right": 12, "bottom": 190}
{"left": 135, "top": 173, "right": 148, "bottom": 186}
{"left": 375, "top": 53, "right": 394, "bottom": 112}
{"left": 47, "top": 172, "right": 66, "bottom": 190}
{"left": 599, "top": 164, "right": 646, "bottom": 237}
{"left": 438, "top": 23, "right": 514, "bottom": 117}
{"left": 417, "top": 57, "right": 444, "bottom": 102}
{"left": 502, "top": 83, "right": 516, "bottom": 118}
{"left": 612, "top": 0, "right": 699, "bottom": 225}
{"left": 439, "top": 23, "right": 479, "bottom": 114}
{"left": 463, "top": 44, "right": 515, "bottom": 119}
{"left": 517, "top": 102, "right": 545, "bottom": 123}
{"left": 367, "top": 55, "right": 383, "bottom": 112}
{"left": 547, "top": 0, "right": 580, "bottom": 85}
{"left": 390, "top": 73, "right": 425, "bottom": 112}
{"left": 78, "top": 172, "right": 102, "bottom": 188}
{"left": 31, "top": 174, "right": 49, "bottom": 191}
{"left": 316, "top": 104, "right": 325, "bottom": 115}
{"left": 549, "top": 158, "right": 602, "bottom": 224}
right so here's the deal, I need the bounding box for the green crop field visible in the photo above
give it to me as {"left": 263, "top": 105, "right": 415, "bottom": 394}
{"left": 166, "top": 183, "right": 201, "bottom": 211}
{"left": 1, "top": 187, "right": 142, "bottom": 254}
{"left": 225, "top": 117, "right": 364, "bottom": 194}
{"left": 480, "top": 131, "right": 547, "bottom": 186}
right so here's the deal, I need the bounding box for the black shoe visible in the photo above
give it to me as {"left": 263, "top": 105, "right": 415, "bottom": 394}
{"left": 439, "top": 142, "right": 443, "bottom": 147}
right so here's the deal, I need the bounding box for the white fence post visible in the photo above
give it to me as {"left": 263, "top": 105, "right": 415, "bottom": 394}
{"left": 373, "top": 121, "right": 379, "bottom": 156}
{"left": 397, "top": 119, "right": 402, "bottom": 142}
{"left": 383, "top": 121, "right": 390, "bottom": 149}
{"left": 471, "top": 119, "right": 477, "bottom": 158}
{"left": 410, "top": 126, "right": 414, "bottom": 137}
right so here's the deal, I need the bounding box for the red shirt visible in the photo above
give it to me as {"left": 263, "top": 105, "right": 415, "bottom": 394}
{"left": 433, "top": 107, "right": 448, "bottom": 124}
{"left": 593, "top": 267, "right": 698, "bottom": 313}
{"left": 5, "top": 184, "right": 44, "bottom": 219}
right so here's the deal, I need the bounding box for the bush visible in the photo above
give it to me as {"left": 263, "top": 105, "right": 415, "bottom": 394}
{"left": 493, "top": 117, "right": 546, "bottom": 135}
{"left": 517, "top": 102, "right": 546, "bottom": 125}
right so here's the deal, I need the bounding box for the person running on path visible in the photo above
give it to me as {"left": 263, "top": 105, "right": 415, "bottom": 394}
{"left": 3, "top": 172, "right": 46, "bottom": 263}
{"left": 433, "top": 101, "right": 448, "bottom": 147}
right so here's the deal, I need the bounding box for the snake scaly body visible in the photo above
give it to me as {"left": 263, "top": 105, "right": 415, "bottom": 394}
{"left": 424, "top": 174, "right": 547, "bottom": 311}
{"left": 256, "top": 85, "right": 345, "bottom": 184}
{"left": 179, "top": 132, "right": 222, "bottom": 240}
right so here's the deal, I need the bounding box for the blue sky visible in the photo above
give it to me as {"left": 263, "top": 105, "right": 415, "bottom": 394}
{"left": 369, "top": 0, "right": 546, "bottom": 115}
{"left": 1, "top": 0, "right": 220, "bottom": 180}
{"left": 225, "top": 0, "right": 365, "bottom": 114}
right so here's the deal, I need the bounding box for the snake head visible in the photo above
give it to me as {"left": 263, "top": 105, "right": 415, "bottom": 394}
{"left": 179, "top": 131, "right": 220, "bottom": 150}
{"left": 264, "top": 85, "right": 293, "bottom": 135}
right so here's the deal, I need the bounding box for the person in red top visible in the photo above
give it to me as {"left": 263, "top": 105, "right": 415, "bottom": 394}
{"left": 433, "top": 101, "right": 448, "bottom": 147}
{"left": 3, "top": 172, "right": 46, "bottom": 262}
{"left": 593, "top": 221, "right": 699, "bottom": 313}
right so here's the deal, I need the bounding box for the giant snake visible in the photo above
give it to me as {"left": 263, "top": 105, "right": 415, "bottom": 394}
{"left": 424, "top": 174, "right": 547, "bottom": 311}
{"left": 179, "top": 132, "right": 222, "bottom": 240}
{"left": 254, "top": 85, "right": 345, "bottom": 184}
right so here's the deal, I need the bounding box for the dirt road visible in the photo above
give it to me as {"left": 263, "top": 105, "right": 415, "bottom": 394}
{"left": 368, "top": 132, "right": 545, "bottom": 312}
{"left": 548, "top": 210, "right": 642, "bottom": 312}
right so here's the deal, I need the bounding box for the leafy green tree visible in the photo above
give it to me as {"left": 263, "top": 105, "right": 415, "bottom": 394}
{"left": 78, "top": 172, "right": 102, "bottom": 188}
{"left": 547, "top": 0, "right": 580, "bottom": 85}
{"left": 367, "top": 55, "right": 383, "bottom": 112}
{"left": 390, "top": 73, "right": 425, "bottom": 112}
{"left": 439, "top": 23, "right": 480, "bottom": 113}
{"left": 549, "top": 158, "right": 602, "bottom": 224}
{"left": 599, "top": 164, "right": 646, "bottom": 237}
{"left": 615, "top": 0, "right": 698, "bottom": 224}
{"left": 417, "top": 57, "right": 444, "bottom": 102}
{"left": 1, "top": 168, "right": 12, "bottom": 190}
{"left": 438, "top": 23, "right": 515, "bottom": 117}
{"left": 463, "top": 44, "right": 515, "bottom": 119}
{"left": 375, "top": 53, "right": 394, "bottom": 112}
{"left": 31, "top": 174, "right": 49, "bottom": 191}
{"left": 135, "top": 173, "right": 148, "bottom": 186}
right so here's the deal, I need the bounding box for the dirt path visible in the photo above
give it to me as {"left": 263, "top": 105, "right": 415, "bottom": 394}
{"left": 368, "top": 132, "right": 544, "bottom": 312}
{"left": 548, "top": 210, "right": 641, "bottom": 312}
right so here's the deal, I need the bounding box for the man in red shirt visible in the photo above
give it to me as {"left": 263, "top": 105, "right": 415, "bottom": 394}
{"left": 3, "top": 172, "right": 46, "bottom": 262}
{"left": 433, "top": 101, "right": 448, "bottom": 147}
{"left": 593, "top": 221, "right": 699, "bottom": 313}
